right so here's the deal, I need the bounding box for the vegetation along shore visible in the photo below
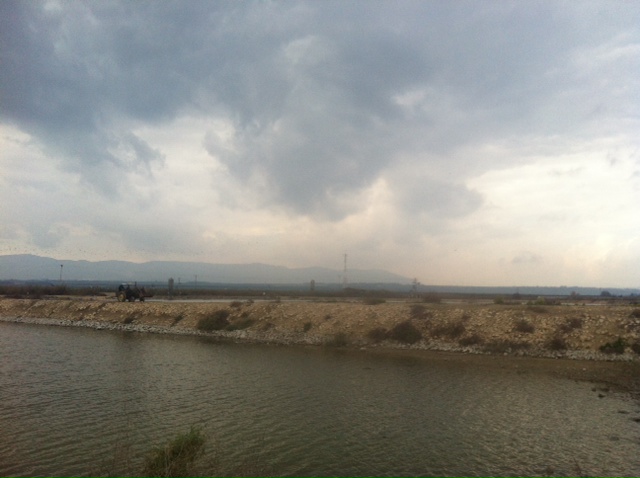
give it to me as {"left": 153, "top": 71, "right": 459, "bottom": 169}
{"left": 1, "top": 295, "right": 640, "bottom": 363}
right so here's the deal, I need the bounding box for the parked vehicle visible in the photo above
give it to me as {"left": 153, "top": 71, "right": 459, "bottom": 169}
{"left": 116, "top": 283, "right": 151, "bottom": 302}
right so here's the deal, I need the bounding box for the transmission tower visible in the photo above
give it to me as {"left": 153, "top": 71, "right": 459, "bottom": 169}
{"left": 342, "top": 253, "right": 348, "bottom": 289}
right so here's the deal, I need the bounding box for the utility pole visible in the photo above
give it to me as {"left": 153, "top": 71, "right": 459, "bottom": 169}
{"left": 59, "top": 264, "right": 63, "bottom": 283}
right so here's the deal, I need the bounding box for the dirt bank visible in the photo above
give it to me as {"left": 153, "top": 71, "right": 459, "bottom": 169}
{"left": 1, "top": 297, "right": 640, "bottom": 363}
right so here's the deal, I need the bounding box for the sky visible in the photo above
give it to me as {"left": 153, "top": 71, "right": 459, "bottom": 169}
{"left": 1, "top": 1, "right": 639, "bottom": 287}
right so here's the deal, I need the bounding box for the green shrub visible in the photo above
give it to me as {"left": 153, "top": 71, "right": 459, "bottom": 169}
{"left": 431, "top": 322, "right": 466, "bottom": 339}
{"left": 458, "top": 334, "right": 483, "bottom": 346}
{"left": 547, "top": 336, "right": 568, "bottom": 351}
{"left": 143, "top": 426, "right": 205, "bottom": 477}
{"left": 171, "top": 314, "right": 184, "bottom": 327}
{"left": 123, "top": 316, "right": 135, "bottom": 324}
{"left": 558, "top": 317, "right": 583, "bottom": 333}
{"left": 229, "top": 301, "right": 243, "bottom": 309}
{"left": 389, "top": 321, "right": 422, "bottom": 344}
{"left": 362, "top": 297, "right": 386, "bottom": 305}
{"left": 599, "top": 338, "right": 626, "bottom": 354}
{"left": 97, "top": 427, "right": 276, "bottom": 478}
{"left": 100, "top": 427, "right": 267, "bottom": 477}
{"left": 197, "top": 310, "right": 230, "bottom": 331}
{"left": 631, "top": 342, "right": 640, "bottom": 355}
{"left": 629, "top": 309, "right": 640, "bottom": 318}
{"left": 447, "top": 322, "right": 466, "bottom": 338}
{"left": 326, "top": 332, "right": 349, "bottom": 347}
{"left": 421, "top": 293, "right": 441, "bottom": 304}
{"left": 514, "top": 319, "right": 535, "bottom": 333}
{"left": 409, "top": 304, "right": 431, "bottom": 320}
{"left": 527, "top": 305, "right": 548, "bottom": 314}
{"left": 483, "top": 340, "right": 530, "bottom": 354}
{"left": 367, "top": 327, "right": 388, "bottom": 343}
{"left": 303, "top": 321, "right": 313, "bottom": 332}
{"left": 0, "top": 284, "right": 69, "bottom": 298}
{"left": 225, "top": 317, "right": 255, "bottom": 331}
{"left": 568, "top": 317, "right": 583, "bottom": 329}
{"left": 527, "top": 297, "right": 560, "bottom": 306}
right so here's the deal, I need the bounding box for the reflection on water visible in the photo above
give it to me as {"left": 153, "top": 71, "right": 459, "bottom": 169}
{"left": 1, "top": 322, "right": 639, "bottom": 477}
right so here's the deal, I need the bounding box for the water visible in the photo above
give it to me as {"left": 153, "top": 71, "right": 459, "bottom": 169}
{"left": 1, "top": 321, "right": 639, "bottom": 477}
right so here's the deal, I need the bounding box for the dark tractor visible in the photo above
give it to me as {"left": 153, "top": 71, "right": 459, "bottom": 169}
{"left": 117, "top": 283, "right": 151, "bottom": 302}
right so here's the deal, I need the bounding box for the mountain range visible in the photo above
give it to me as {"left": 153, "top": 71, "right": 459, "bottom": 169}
{"left": 0, "top": 254, "right": 410, "bottom": 285}
{"left": 1, "top": 255, "right": 638, "bottom": 297}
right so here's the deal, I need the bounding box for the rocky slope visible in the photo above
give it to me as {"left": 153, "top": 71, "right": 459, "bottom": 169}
{"left": 2, "top": 297, "right": 640, "bottom": 362}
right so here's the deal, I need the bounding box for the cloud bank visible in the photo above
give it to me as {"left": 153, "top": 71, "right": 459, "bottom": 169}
{"left": 1, "top": 1, "right": 639, "bottom": 286}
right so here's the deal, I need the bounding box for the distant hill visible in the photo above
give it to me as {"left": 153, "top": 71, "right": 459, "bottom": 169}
{"left": 1, "top": 255, "right": 638, "bottom": 297}
{"left": 0, "top": 254, "right": 411, "bottom": 285}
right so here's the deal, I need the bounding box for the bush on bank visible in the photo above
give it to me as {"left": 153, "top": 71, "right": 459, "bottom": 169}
{"left": 599, "top": 338, "right": 626, "bottom": 355}
{"left": 197, "top": 310, "right": 230, "bottom": 331}
{"left": 326, "top": 332, "right": 350, "bottom": 347}
{"left": 430, "top": 321, "right": 466, "bottom": 339}
{"left": 513, "top": 319, "right": 535, "bottom": 333}
{"left": 367, "top": 327, "right": 388, "bottom": 343}
{"left": 362, "top": 297, "right": 386, "bottom": 305}
{"left": 389, "top": 321, "right": 422, "bottom": 344}
{"left": 409, "top": 304, "right": 432, "bottom": 320}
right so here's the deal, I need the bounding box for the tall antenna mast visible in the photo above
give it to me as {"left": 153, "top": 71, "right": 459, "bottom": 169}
{"left": 343, "top": 253, "right": 348, "bottom": 289}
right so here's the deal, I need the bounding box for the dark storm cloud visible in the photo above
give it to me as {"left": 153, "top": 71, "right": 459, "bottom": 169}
{"left": 2, "top": 1, "right": 638, "bottom": 215}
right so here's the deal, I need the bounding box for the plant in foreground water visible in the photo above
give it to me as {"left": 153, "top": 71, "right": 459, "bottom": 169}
{"left": 143, "top": 426, "right": 206, "bottom": 477}
{"left": 98, "top": 426, "right": 272, "bottom": 477}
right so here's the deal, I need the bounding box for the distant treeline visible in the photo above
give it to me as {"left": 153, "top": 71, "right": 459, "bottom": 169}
{"left": 0, "top": 284, "right": 106, "bottom": 299}
{"left": 0, "top": 281, "right": 638, "bottom": 302}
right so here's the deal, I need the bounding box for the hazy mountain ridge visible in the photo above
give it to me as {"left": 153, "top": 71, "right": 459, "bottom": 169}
{"left": 1, "top": 255, "right": 638, "bottom": 297}
{"left": 0, "top": 254, "right": 410, "bottom": 284}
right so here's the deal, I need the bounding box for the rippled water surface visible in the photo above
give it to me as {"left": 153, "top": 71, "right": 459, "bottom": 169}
{"left": 1, "top": 322, "right": 639, "bottom": 476}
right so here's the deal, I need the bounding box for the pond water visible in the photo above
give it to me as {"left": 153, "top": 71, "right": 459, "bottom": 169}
{"left": 1, "top": 322, "right": 638, "bottom": 476}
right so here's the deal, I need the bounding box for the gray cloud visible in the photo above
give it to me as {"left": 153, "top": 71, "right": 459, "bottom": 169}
{"left": 390, "top": 172, "right": 483, "bottom": 219}
{"left": 2, "top": 0, "right": 639, "bottom": 220}
{"left": 512, "top": 251, "right": 544, "bottom": 265}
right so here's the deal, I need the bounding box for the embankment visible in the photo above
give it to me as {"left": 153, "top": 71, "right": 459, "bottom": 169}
{"left": 2, "top": 297, "right": 640, "bottom": 362}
